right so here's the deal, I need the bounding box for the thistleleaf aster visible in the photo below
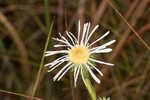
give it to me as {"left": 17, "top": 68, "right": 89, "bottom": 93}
{"left": 45, "top": 20, "right": 116, "bottom": 87}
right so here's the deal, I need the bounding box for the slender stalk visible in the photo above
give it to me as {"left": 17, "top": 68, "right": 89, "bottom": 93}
{"left": 31, "top": 21, "right": 54, "bottom": 99}
{"left": 83, "top": 67, "right": 97, "bottom": 100}
{"left": 0, "top": 89, "right": 42, "bottom": 100}
{"left": 85, "top": 79, "right": 96, "bottom": 100}
{"left": 44, "top": 0, "right": 51, "bottom": 34}
{"left": 105, "top": 0, "right": 150, "bottom": 50}
{"left": 69, "top": 71, "right": 75, "bottom": 100}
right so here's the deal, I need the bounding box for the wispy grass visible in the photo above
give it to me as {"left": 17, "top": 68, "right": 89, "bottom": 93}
{"left": 105, "top": 0, "right": 150, "bottom": 50}
{"left": 44, "top": 0, "right": 51, "bottom": 34}
{"left": 31, "top": 21, "right": 54, "bottom": 99}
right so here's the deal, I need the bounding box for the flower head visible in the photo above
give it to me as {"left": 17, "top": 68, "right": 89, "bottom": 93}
{"left": 45, "top": 20, "right": 116, "bottom": 87}
{"left": 69, "top": 45, "right": 89, "bottom": 64}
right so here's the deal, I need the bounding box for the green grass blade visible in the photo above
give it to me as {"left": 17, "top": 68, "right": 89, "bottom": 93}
{"left": 31, "top": 21, "right": 54, "bottom": 99}
{"left": 44, "top": 0, "right": 51, "bottom": 34}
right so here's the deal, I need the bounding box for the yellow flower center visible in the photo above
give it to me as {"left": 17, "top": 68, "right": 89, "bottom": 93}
{"left": 69, "top": 45, "right": 90, "bottom": 65}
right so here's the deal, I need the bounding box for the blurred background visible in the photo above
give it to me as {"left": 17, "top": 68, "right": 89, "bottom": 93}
{"left": 0, "top": 0, "right": 150, "bottom": 100}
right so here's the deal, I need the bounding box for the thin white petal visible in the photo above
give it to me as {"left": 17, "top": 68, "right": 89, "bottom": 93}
{"left": 78, "top": 20, "right": 81, "bottom": 44}
{"left": 52, "top": 38, "right": 68, "bottom": 45}
{"left": 90, "top": 48, "right": 112, "bottom": 54}
{"left": 46, "top": 56, "right": 68, "bottom": 73}
{"left": 85, "top": 64, "right": 100, "bottom": 84}
{"left": 52, "top": 37, "right": 73, "bottom": 48}
{"left": 74, "top": 66, "right": 78, "bottom": 84}
{"left": 45, "top": 50, "right": 68, "bottom": 54}
{"left": 85, "top": 25, "right": 99, "bottom": 45}
{"left": 48, "top": 58, "right": 68, "bottom": 69}
{"left": 58, "top": 32, "right": 62, "bottom": 37}
{"left": 66, "top": 31, "right": 75, "bottom": 45}
{"left": 75, "top": 66, "right": 80, "bottom": 87}
{"left": 45, "top": 63, "right": 52, "bottom": 67}
{"left": 85, "top": 22, "right": 91, "bottom": 43}
{"left": 69, "top": 32, "right": 78, "bottom": 44}
{"left": 54, "top": 44, "right": 68, "bottom": 47}
{"left": 47, "top": 59, "right": 68, "bottom": 72}
{"left": 53, "top": 62, "right": 72, "bottom": 81}
{"left": 60, "top": 34, "right": 74, "bottom": 48}
{"left": 88, "top": 62, "right": 103, "bottom": 76}
{"left": 80, "top": 23, "right": 88, "bottom": 45}
{"left": 45, "top": 50, "right": 68, "bottom": 56}
{"left": 57, "top": 65, "right": 73, "bottom": 81}
{"left": 50, "top": 56, "right": 68, "bottom": 66}
{"left": 91, "top": 40, "right": 116, "bottom": 51}
{"left": 44, "top": 55, "right": 67, "bottom": 67}
{"left": 81, "top": 68, "right": 87, "bottom": 87}
{"left": 88, "top": 31, "right": 110, "bottom": 47}
{"left": 45, "top": 58, "right": 68, "bottom": 68}
{"left": 89, "top": 58, "right": 114, "bottom": 66}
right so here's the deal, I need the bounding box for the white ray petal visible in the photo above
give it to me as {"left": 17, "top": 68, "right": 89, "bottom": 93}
{"left": 78, "top": 20, "right": 81, "bottom": 44}
{"left": 58, "top": 32, "right": 74, "bottom": 47}
{"left": 74, "top": 66, "right": 78, "bottom": 83}
{"left": 88, "top": 31, "right": 110, "bottom": 47}
{"left": 45, "top": 50, "right": 67, "bottom": 54}
{"left": 66, "top": 31, "right": 75, "bottom": 45}
{"left": 61, "top": 35, "right": 74, "bottom": 48}
{"left": 44, "top": 63, "right": 52, "bottom": 67}
{"left": 81, "top": 68, "right": 87, "bottom": 87}
{"left": 85, "top": 22, "right": 91, "bottom": 43}
{"left": 58, "top": 32, "right": 62, "bottom": 37}
{"left": 44, "top": 55, "right": 67, "bottom": 67}
{"left": 52, "top": 38, "right": 68, "bottom": 44}
{"left": 69, "top": 32, "right": 78, "bottom": 44}
{"left": 47, "top": 59, "right": 68, "bottom": 73}
{"left": 90, "top": 48, "right": 112, "bottom": 54}
{"left": 50, "top": 56, "right": 68, "bottom": 65}
{"left": 54, "top": 44, "right": 68, "bottom": 48}
{"left": 85, "top": 64, "right": 100, "bottom": 84}
{"left": 89, "top": 58, "right": 114, "bottom": 66}
{"left": 90, "top": 40, "right": 116, "bottom": 51}
{"left": 88, "top": 62, "right": 103, "bottom": 76}
{"left": 48, "top": 58, "right": 68, "bottom": 69}
{"left": 85, "top": 25, "right": 99, "bottom": 45}
{"left": 75, "top": 66, "right": 80, "bottom": 87}
{"left": 80, "top": 23, "right": 88, "bottom": 45}
{"left": 53, "top": 62, "right": 72, "bottom": 81}
{"left": 57, "top": 65, "right": 73, "bottom": 81}
{"left": 52, "top": 37, "right": 73, "bottom": 48}
{"left": 90, "top": 45, "right": 106, "bottom": 51}
{"left": 45, "top": 50, "right": 68, "bottom": 56}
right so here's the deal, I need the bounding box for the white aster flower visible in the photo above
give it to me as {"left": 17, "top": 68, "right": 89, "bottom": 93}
{"left": 45, "top": 20, "right": 116, "bottom": 87}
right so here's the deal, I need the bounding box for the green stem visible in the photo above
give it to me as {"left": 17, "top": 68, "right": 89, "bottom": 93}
{"left": 83, "top": 67, "right": 97, "bottom": 100}
{"left": 69, "top": 71, "right": 75, "bottom": 100}
{"left": 31, "top": 21, "right": 54, "bottom": 99}
{"left": 44, "top": 0, "right": 51, "bottom": 34}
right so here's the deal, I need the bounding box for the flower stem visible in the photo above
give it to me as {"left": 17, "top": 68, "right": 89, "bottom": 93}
{"left": 83, "top": 67, "right": 97, "bottom": 100}
{"left": 44, "top": 0, "right": 51, "bottom": 34}
{"left": 69, "top": 71, "right": 75, "bottom": 100}
{"left": 85, "top": 79, "right": 97, "bottom": 100}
